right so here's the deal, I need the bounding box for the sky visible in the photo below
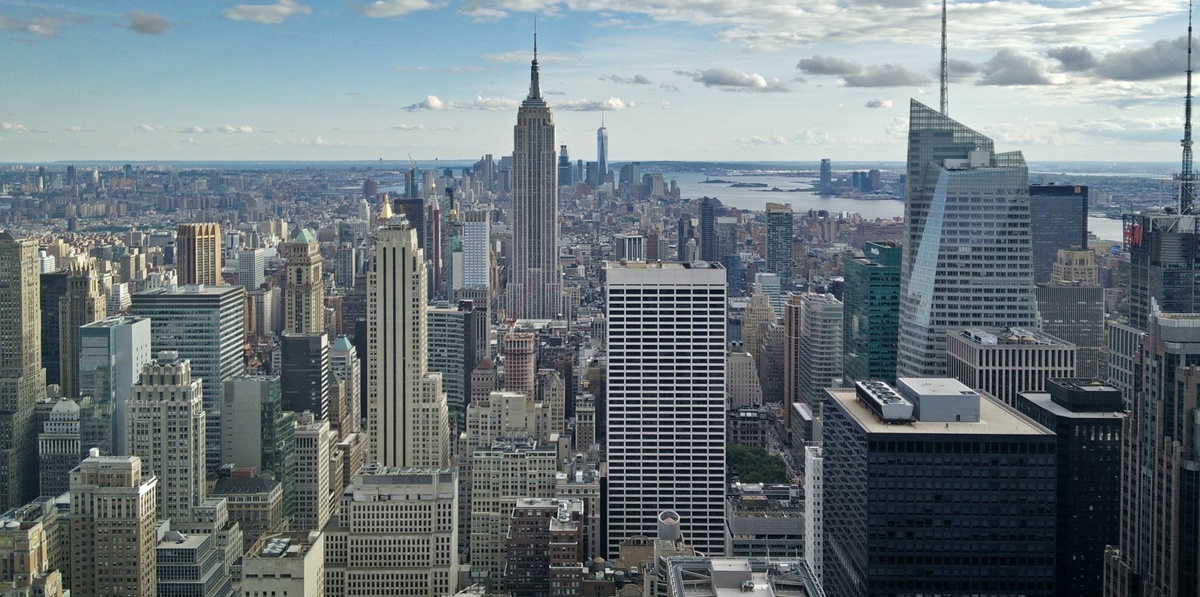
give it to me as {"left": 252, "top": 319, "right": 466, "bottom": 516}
{"left": 0, "top": 0, "right": 1194, "bottom": 164}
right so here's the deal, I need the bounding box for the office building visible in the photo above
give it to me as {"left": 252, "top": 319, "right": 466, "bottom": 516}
{"left": 699, "top": 197, "right": 717, "bottom": 262}
{"left": 241, "top": 532, "right": 324, "bottom": 597}
{"left": 677, "top": 216, "right": 696, "bottom": 262}
{"left": 37, "top": 399, "right": 80, "bottom": 498}
{"left": 367, "top": 222, "right": 450, "bottom": 468}
{"left": 280, "top": 333, "right": 330, "bottom": 420}
{"left": 765, "top": 203, "right": 793, "bottom": 289}
{"left": 1016, "top": 379, "right": 1123, "bottom": 597}
{"left": 897, "top": 101, "right": 1038, "bottom": 377}
{"left": 945, "top": 328, "right": 1076, "bottom": 406}
{"left": 0, "top": 497, "right": 67, "bottom": 597}
{"left": 724, "top": 483, "right": 804, "bottom": 559}
{"left": 462, "top": 210, "right": 491, "bottom": 291}
{"left": 604, "top": 261, "right": 726, "bottom": 556}
{"left": 798, "top": 293, "right": 843, "bottom": 408}
{"left": 284, "top": 229, "right": 325, "bottom": 335}
{"left": 221, "top": 376, "right": 296, "bottom": 521}
{"left": 335, "top": 242, "right": 356, "bottom": 289}
{"left": 1037, "top": 248, "right": 1106, "bottom": 378}
{"left": 822, "top": 379, "right": 1056, "bottom": 596}
{"left": 247, "top": 287, "right": 282, "bottom": 338}
{"left": 39, "top": 270, "right": 67, "bottom": 388}
{"left": 503, "top": 498, "right": 584, "bottom": 596}
{"left": 654, "top": 556, "right": 824, "bottom": 597}
{"left": 501, "top": 329, "right": 536, "bottom": 397}
{"left": 614, "top": 232, "right": 645, "bottom": 262}
{"left": 176, "top": 223, "right": 223, "bottom": 286}
{"left": 239, "top": 248, "right": 266, "bottom": 291}
{"left": 1104, "top": 306, "right": 1200, "bottom": 595}
{"left": 125, "top": 352, "right": 207, "bottom": 523}
{"left": 727, "top": 351, "right": 763, "bottom": 409}
{"left": 558, "top": 144, "right": 573, "bottom": 187}
{"left": 819, "top": 159, "right": 832, "bottom": 195}
{"left": 743, "top": 293, "right": 777, "bottom": 355}
{"left": 804, "top": 446, "right": 824, "bottom": 586}
{"left": 324, "top": 466, "right": 459, "bottom": 597}
{"left": 428, "top": 302, "right": 485, "bottom": 433}
{"left": 155, "top": 530, "right": 234, "bottom": 597}
{"left": 329, "top": 335, "right": 360, "bottom": 434}
{"left": 470, "top": 437, "right": 559, "bottom": 579}
{"left": 753, "top": 272, "right": 783, "bottom": 318}
{"left": 597, "top": 122, "right": 608, "bottom": 187}
{"left": 842, "top": 241, "right": 901, "bottom": 384}
{"left": 78, "top": 316, "right": 152, "bottom": 456}
{"left": 293, "top": 416, "right": 332, "bottom": 532}
{"left": 210, "top": 475, "right": 287, "bottom": 553}
{"left": 0, "top": 234, "right": 46, "bottom": 512}
{"left": 131, "top": 284, "right": 246, "bottom": 469}
{"left": 508, "top": 42, "right": 561, "bottom": 320}
{"left": 58, "top": 259, "right": 106, "bottom": 401}
{"left": 1029, "top": 184, "right": 1088, "bottom": 283}
{"left": 69, "top": 453, "right": 158, "bottom": 597}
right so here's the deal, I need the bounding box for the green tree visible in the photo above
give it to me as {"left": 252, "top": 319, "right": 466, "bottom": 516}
{"left": 726, "top": 444, "right": 788, "bottom": 484}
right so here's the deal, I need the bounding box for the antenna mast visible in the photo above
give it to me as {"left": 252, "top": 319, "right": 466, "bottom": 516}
{"left": 940, "top": 0, "right": 949, "bottom": 115}
{"left": 1182, "top": 0, "right": 1195, "bottom": 214}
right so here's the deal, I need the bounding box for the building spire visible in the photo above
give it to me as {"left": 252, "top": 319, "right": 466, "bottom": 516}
{"left": 1181, "top": 0, "right": 1196, "bottom": 214}
{"left": 940, "top": 0, "right": 949, "bottom": 116}
{"left": 528, "top": 19, "right": 542, "bottom": 100}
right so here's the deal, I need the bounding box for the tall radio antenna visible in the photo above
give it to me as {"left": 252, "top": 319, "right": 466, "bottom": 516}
{"left": 940, "top": 0, "right": 949, "bottom": 116}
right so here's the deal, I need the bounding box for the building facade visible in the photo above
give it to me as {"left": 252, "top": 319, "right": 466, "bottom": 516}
{"left": 284, "top": 229, "right": 325, "bottom": 335}
{"left": 69, "top": 454, "right": 158, "bottom": 597}
{"left": 0, "top": 234, "right": 45, "bottom": 512}
{"left": 604, "top": 261, "right": 726, "bottom": 557}
{"left": 78, "top": 316, "right": 152, "bottom": 457}
{"left": 176, "top": 223, "right": 223, "bottom": 286}
{"left": 1029, "top": 184, "right": 1088, "bottom": 283}
{"left": 945, "top": 328, "right": 1076, "bottom": 406}
{"left": 842, "top": 241, "right": 901, "bottom": 385}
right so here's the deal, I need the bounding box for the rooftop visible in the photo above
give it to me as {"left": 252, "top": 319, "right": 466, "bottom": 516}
{"left": 955, "top": 327, "right": 1069, "bottom": 347}
{"left": 211, "top": 476, "right": 279, "bottom": 495}
{"left": 828, "top": 386, "right": 1051, "bottom": 436}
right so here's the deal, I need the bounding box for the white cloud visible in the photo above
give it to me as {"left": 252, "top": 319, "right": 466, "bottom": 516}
{"left": 0, "top": 15, "right": 76, "bottom": 37}
{"left": 403, "top": 95, "right": 517, "bottom": 111}
{"left": 843, "top": 64, "right": 930, "bottom": 88}
{"left": 223, "top": 1, "right": 312, "bottom": 25}
{"left": 359, "top": 0, "right": 445, "bottom": 18}
{"left": 600, "top": 74, "right": 653, "bottom": 85}
{"left": 679, "top": 67, "right": 792, "bottom": 93}
{"left": 136, "top": 124, "right": 166, "bottom": 133}
{"left": 556, "top": 97, "right": 632, "bottom": 111}
{"left": 62, "top": 126, "right": 94, "bottom": 132}
{"left": 394, "top": 124, "right": 423, "bottom": 130}
{"left": 865, "top": 98, "right": 893, "bottom": 108}
{"left": 0, "top": 122, "right": 28, "bottom": 133}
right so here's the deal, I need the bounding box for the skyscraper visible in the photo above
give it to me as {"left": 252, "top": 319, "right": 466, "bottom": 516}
{"left": 176, "top": 223, "right": 223, "bottom": 286}
{"left": 604, "top": 261, "right": 726, "bottom": 556}
{"left": 819, "top": 159, "right": 832, "bottom": 195}
{"left": 1028, "top": 184, "right": 1088, "bottom": 283}
{"left": 1105, "top": 305, "right": 1200, "bottom": 595}
{"left": 699, "top": 197, "right": 717, "bottom": 262}
{"left": 896, "top": 101, "right": 1038, "bottom": 377}
{"left": 283, "top": 229, "right": 325, "bottom": 335}
{"left": 125, "top": 352, "right": 207, "bottom": 523}
{"left": 1037, "top": 248, "right": 1105, "bottom": 378}
{"left": 78, "top": 315, "right": 152, "bottom": 456}
{"left": 462, "top": 209, "right": 491, "bottom": 291}
{"left": 765, "top": 203, "right": 793, "bottom": 290}
{"left": 221, "top": 375, "right": 296, "bottom": 521}
{"left": 69, "top": 453, "right": 158, "bottom": 597}
{"left": 329, "top": 335, "right": 361, "bottom": 434}
{"left": 597, "top": 119, "right": 609, "bottom": 187}
{"left": 367, "top": 222, "right": 449, "bottom": 468}
{"left": 842, "top": 241, "right": 901, "bottom": 385}
{"left": 130, "top": 284, "right": 246, "bottom": 469}
{"left": 558, "top": 144, "right": 572, "bottom": 187}
{"left": 58, "top": 259, "right": 106, "bottom": 401}
{"left": 797, "top": 293, "right": 843, "bottom": 408}
{"left": 509, "top": 39, "right": 561, "bottom": 320}
{"left": 280, "top": 333, "right": 330, "bottom": 420}
{"left": 0, "top": 233, "right": 45, "bottom": 511}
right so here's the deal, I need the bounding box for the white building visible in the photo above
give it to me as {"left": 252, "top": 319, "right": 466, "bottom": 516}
{"left": 125, "top": 352, "right": 207, "bottom": 524}
{"left": 726, "top": 352, "right": 763, "bottom": 409}
{"left": 239, "top": 248, "right": 266, "bottom": 291}
{"left": 804, "top": 445, "right": 824, "bottom": 587}
{"left": 294, "top": 415, "right": 332, "bottom": 532}
{"left": 323, "top": 466, "right": 458, "bottom": 597}
{"left": 462, "top": 210, "right": 490, "bottom": 289}
{"left": 798, "top": 293, "right": 844, "bottom": 408}
{"left": 242, "top": 531, "right": 325, "bottom": 597}
{"left": 604, "top": 260, "right": 727, "bottom": 556}
{"left": 367, "top": 222, "right": 449, "bottom": 468}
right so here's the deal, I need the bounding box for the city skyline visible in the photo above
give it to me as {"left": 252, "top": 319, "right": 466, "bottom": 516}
{"left": 0, "top": 1, "right": 1191, "bottom": 163}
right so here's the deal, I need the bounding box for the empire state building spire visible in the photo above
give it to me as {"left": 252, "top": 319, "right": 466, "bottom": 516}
{"left": 528, "top": 27, "right": 542, "bottom": 101}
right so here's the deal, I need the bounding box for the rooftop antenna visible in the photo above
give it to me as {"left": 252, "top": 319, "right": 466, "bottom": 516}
{"left": 1180, "top": 0, "right": 1196, "bottom": 214}
{"left": 940, "top": 0, "right": 949, "bottom": 116}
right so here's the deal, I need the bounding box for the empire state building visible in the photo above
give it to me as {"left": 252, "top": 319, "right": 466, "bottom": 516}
{"left": 509, "top": 38, "right": 561, "bottom": 320}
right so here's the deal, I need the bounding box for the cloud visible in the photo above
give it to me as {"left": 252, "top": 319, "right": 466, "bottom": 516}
{"left": 600, "top": 74, "right": 652, "bottom": 84}
{"left": 659, "top": 84, "right": 680, "bottom": 92}
{"left": 796, "top": 55, "right": 863, "bottom": 76}
{"left": 556, "top": 97, "right": 632, "bottom": 111}
{"left": 483, "top": 50, "right": 574, "bottom": 63}
{"left": 359, "top": 0, "right": 444, "bottom": 18}
{"left": 843, "top": 64, "right": 930, "bottom": 87}
{"left": 1047, "top": 46, "right": 1098, "bottom": 72}
{"left": 223, "top": 0, "right": 311, "bottom": 24}
{"left": 865, "top": 98, "right": 893, "bottom": 109}
{"left": 136, "top": 124, "right": 165, "bottom": 132}
{"left": 679, "top": 67, "right": 792, "bottom": 92}
{"left": 393, "top": 65, "right": 428, "bottom": 72}
{"left": 661, "top": 101, "right": 671, "bottom": 110}
{"left": 736, "top": 131, "right": 831, "bottom": 146}
{"left": 945, "top": 58, "right": 982, "bottom": 82}
{"left": 62, "top": 126, "right": 94, "bottom": 133}
{"left": 0, "top": 122, "right": 28, "bottom": 133}
{"left": 122, "top": 10, "right": 169, "bottom": 35}
{"left": 394, "top": 124, "right": 423, "bottom": 130}
{"left": 1093, "top": 36, "right": 1188, "bottom": 81}
{"left": 403, "top": 95, "right": 518, "bottom": 111}
{"left": 346, "top": 91, "right": 361, "bottom": 96}
{"left": 404, "top": 95, "right": 446, "bottom": 111}
{"left": 179, "top": 125, "right": 256, "bottom": 134}
{"left": 978, "top": 49, "right": 1055, "bottom": 86}
{"left": 0, "top": 15, "right": 75, "bottom": 36}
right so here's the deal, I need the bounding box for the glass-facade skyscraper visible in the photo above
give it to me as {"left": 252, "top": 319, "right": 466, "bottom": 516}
{"left": 896, "top": 100, "right": 1038, "bottom": 377}
{"left": 765, "top": 202, "right": 793, "bottom": 290}
{"left": 842, "top": 241, "right": 901, "bottom": 385}
{"left": 1029, "top": 184, "right": 1088, "bottom": 283}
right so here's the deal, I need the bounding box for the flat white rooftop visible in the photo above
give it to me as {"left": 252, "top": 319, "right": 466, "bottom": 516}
{"left": 828, "top": 387, "right": 1050, "bottom": 436}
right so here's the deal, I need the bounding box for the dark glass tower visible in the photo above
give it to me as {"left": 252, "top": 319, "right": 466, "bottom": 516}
{"left": 842, "top": 241, "right": 901, "bottom": 384}
{"left": 1029, "top": 184, "right": 1088, "bottom": 283}
{"left": 699, "top": 197, "right": 716, "bottom": 262}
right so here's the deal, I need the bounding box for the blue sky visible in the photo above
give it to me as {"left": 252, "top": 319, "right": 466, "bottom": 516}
{"left": 0, "top": 0, "right": 1194, "bottom": 163}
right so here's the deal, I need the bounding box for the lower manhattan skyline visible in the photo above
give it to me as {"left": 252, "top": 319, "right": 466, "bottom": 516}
{"left": 0, "top": 0, "right": 1192, "bottom": 162}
